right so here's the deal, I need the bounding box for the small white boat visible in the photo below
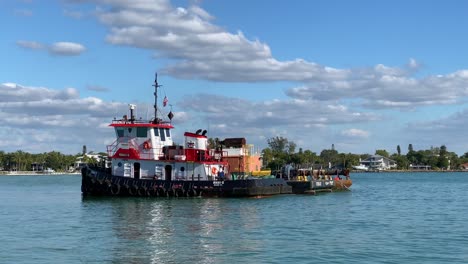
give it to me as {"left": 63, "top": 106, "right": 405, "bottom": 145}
{"left": 43, "top": 168, "right": 55, "bottom": 174}
{"left": 353, "top": 165, "right": 368, "bottom": 171}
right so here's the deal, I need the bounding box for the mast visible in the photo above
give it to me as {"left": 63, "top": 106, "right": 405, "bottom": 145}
{"left": 153, "top": 73, "right": 161, "bottom": 124}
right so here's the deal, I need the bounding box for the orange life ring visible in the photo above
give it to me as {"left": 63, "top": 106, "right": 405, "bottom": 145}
{"left": 143, "top": 141, "right": 151, "bottom": 149}
{"left": 211, "top": 167, "right": 217, "bottom": 175}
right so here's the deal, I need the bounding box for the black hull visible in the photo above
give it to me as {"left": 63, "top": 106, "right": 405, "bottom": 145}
{"left": 81, "top": 166, "right": 292, "bottom": 198}
{"left": 287, "top": 179, "right": 352, "bottom": 194}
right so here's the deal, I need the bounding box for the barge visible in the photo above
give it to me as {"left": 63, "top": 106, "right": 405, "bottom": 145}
{"left": 286, "top": 168, "right": 352, "bottom": 194}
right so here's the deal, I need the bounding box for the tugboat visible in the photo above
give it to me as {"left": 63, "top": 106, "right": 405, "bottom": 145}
{"left": 81, "top": 74, "right": 292, "bottom": 197}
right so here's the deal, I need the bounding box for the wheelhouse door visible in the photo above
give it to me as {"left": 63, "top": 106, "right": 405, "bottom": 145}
{"left": 134, "top": 162, "right": 140, "bottom": 179}
{"left": 165, "top": 165, "right": 172, "bottom": 181}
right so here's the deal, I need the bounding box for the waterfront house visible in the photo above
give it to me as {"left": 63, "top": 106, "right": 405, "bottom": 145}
{"left": 74, "top": 152, "right": 105, "bottom": 170}
{"left": 359, "top": 154, "right": 397, "bottom": 171}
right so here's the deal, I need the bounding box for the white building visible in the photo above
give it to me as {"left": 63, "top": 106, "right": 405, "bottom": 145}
{"left": 74, "top": 152, "right": 105, "bottom": 170}
{"left": 359, "top": 155, "right": 397, "bottom": 171}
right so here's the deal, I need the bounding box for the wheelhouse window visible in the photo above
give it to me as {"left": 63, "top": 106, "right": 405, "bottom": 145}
{"left": 116, "top": 129, "right": 124, "bottom": 137}
{"left": 137, "top": 127, "right": 147, "bottom": 138}
{"left": 165, "top": 128, "right": 171, "bottom": 138}
{"left": 159, "top": 128, "right": 166, "bottom": 141}
{"left": 154, "top": 128, "right": 159, "bottom": 137}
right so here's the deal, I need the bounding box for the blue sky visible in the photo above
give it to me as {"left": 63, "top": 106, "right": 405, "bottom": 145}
{"left": 1, "top": 0, "right": 468, "bottom": 156}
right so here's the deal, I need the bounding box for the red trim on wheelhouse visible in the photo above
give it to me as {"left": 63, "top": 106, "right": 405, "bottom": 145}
{"left": 110, "top": 123, "right": 174, "bottom": 129}
{"left": 184, "top": 132, "right": 207, "bottom": 138}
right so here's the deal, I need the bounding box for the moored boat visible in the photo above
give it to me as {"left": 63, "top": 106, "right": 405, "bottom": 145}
{"left": 284, "top": 167, "right": 352, "bottom": 194}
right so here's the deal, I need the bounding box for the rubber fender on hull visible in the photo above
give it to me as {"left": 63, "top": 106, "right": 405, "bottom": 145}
{"left": 138, "top": 186, "right": 149, "bottom": 197}
{"left": 110, "top": 184, "right": 120, "bottom": 195}
{"left": 128, "top": 185, "right": 139, "bottom": 196}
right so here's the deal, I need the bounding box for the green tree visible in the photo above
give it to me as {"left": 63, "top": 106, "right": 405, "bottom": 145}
{"left": 207, "top": 138, "right": 219, "bottom": 149}
{"left": 267, "top": 136, "right": 296, "bottom": 155}
{"left": 447, "top": 152, "right": 459, "bottom": 170}
{"left": 263, "top": 137, "right": 298, "bottom": 170}
{"left": 397, "top": 145, "right": 401, "bottom": 156}
{"left": 391, "top": 154, "right": 409, "bottom": 169}
{"left": 437, "top": 145, "right": 449, "bottom": 169}
{"left": 301, "top": 150, "right": 319, "bottom": 165}
{"left": 0, "top": 151, "right": 4, "bottom": 170}
{"left": 344, "top": 153, "right": 361, "bottom": 169}
{"left": 45, "top": 151, "right": 65, "bottom": 171}
{"left": 261, "top": 148, "right": 273, "bottom": 169}
{"left": 320, "top": 149, "right": 339, "bottom": 167}
{"left": 406, "top": 144, "right": 417, "bottom": 165}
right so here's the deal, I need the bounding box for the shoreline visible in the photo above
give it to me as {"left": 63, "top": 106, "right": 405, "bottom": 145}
{"left": 0, "top": 171, "right": 80, "bottom": 176}
{"left": 353, "top": 169, "right": 468, "bottom": 173}
{"left": 1, "top": 170, "right": 467, "bottom": 176}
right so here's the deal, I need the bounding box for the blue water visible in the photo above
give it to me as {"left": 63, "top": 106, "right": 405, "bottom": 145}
{"left": 1, "top": 173, "right": 468, "bottom": 263}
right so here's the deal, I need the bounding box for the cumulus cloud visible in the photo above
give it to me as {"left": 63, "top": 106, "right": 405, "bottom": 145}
{"left": 0, "top": 83, "right": 79, "bottom": 102}
{"left": 0, "top": 82, "right": 127, "bottom": 153}
{"left": 84, "top": 0, "right": 348, "bottom": 82}
{"left": 67, "top": 0, "right": 468, "bottom": 111}
{"left": 49, "top": 42, "right": 86, "bottom": 56}
{"left": 407, "top": 109, "right": 468, "bottom": 145}
{"left": 286, "top": 67, "right": 468, "bottom": 109}
{"left": 16, "top": 40, "right": 86, "bottom": 56}
{"left": 178, "top": 93, "right": 378, "bottom": 140}
{"left": 19, "top": 0, "right": 467, "bottom": 154}
{"left": 341, "top": 128, "right": 370, "bottom": 138}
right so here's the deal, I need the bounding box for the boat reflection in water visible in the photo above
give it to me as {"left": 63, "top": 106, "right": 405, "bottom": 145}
{"left": 87, "top": 198, "right": 264, "bottom": 264}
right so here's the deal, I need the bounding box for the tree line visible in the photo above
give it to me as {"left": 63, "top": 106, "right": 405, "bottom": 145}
{"left": 261, "top": 137, "right": 468, "bottom": 171}
{"left": 0, "top": 147, "right": 103, "bottom": 172}
{"left": 3, "top": 139, "right": 468, "bottom": 172}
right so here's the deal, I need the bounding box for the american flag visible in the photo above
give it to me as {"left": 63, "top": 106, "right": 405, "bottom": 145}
{"left": 163, "top": 96, "right": 168, "bottom": 107}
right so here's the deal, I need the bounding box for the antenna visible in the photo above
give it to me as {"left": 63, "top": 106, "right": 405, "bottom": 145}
{"left": 129, "top": 104, "right": 136, "bottom": 123}
{"left": 153, "top": 73, "right": 162, "bottom": 123}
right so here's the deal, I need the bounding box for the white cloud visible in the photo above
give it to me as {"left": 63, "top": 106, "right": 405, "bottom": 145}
{"left": 178, "top": 93, "right": 378, "bottom": 149}
{"left": 11, "top": 0, "right": 467, "bottom": 155}
{"left": 16, "top": 41, "right": 86, "bottom": 56}
{"left": 85, "top": 0, "right": 349, "bottom": 82}
{"left": 286, "top": 63, "right": 468, "bottom": 109}
{"left": 17, "top": 40, "right": 44, "bottom": 50}
{"left": 0, "top": 83, "right": 127, "bottom": 153}
{"left": 403, "top": 109, "right": 468, "bottom": 154}
{"left": 49, "top": 42, "right": 86, "bottom": 56}
{"left": 341, "top": 129, "right": 370, "bottom": 138}
{"left": 67, "top": 0, "right": 468, "bottom": 112}
{"left": 0, "top": 83, "right": 79, "bottom": 102}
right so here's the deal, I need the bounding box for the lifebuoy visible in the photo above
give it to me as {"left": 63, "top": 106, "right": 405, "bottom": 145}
{"left": 211, "top": 167, "right": 217, "bottom": 175}
{"left": 143, "top": 141, "right": 151, "bottom": 149}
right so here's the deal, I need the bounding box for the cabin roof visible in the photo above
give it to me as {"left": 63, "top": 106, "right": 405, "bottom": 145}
{"left": 110, "top": 122, "right": 174, "bottom": 129}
